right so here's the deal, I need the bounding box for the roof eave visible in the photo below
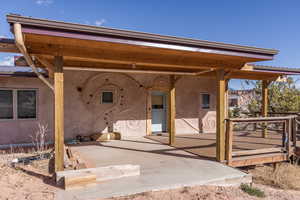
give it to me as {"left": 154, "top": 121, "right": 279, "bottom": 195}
{"left": 6, "top": 14, "right": 279, "bottom": 58}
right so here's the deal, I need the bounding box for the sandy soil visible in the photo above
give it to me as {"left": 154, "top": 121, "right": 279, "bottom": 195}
{"left": 0, "top": 153, "right": 56, "bottom": 200}
{"left": 1, "top": 152, "right": 300, "bottom": 200}
{"left": 108, "top": 184, "right": 300, "bottom": 200}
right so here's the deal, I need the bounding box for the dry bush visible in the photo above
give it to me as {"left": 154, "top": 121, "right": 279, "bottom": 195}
{"left": 31, "top": 123, "right": 49, "bottom": 154}
{"left": 251, "top": 163, "right": 300, "bottom": 190}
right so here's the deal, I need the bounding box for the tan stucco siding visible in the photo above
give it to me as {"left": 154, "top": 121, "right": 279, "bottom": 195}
{"left": 0, "top": 71, "right": 217, "bottom": 145}
{"left": 0, "top": 76, "right": 53, "bottom": 144}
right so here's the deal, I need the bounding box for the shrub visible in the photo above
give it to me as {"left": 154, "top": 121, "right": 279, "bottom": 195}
{"left": 240, "top": 183, "right": 265, "bottom": 198}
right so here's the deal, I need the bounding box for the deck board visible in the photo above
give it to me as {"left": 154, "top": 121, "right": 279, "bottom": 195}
{"left": 146, "top": 131, "right": 284, "bottom": 161}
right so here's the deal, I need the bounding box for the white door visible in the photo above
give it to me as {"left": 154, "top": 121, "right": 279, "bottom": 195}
{"left": 151, "top": 91, "right": 167, "bottom": 133}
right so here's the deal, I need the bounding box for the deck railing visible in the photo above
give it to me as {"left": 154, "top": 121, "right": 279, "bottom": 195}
{"left": 225, "top": 115, "right": 298, "bottom": 166}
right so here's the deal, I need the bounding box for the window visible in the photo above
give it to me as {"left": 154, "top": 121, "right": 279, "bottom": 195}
{"left": 0, "top": 90, "right": 13, "bottom": 119}
{"left": 17, "top": 90, "right": 37, "bottom": 119}
{"left": 229, "top": 98, "right": 238, "bottom": 107}
{"left": 152, "top": 95, "right": 164, "bottom": 109}
{"left": 0, "top": 89, "right": 37, "bottom": 120}
{"left": 201, "top": 93, "right": 210, "bottom": 109}
{"left": 101, "top": 91, "right": 113, "bottom": 104}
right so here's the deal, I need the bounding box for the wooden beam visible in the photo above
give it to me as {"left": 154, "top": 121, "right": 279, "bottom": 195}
{"left": 28, "top": 44, "right": 232, "bottom": 70}
{"left": 35, "top": 56, "right": 54, "bottom": 78}
{"left": 168, "top": 75, "right": 176, "bottom": 146}
{"left": 64, "top": 66, "right": 196, "bottom": 76}
{"left": 216, "top": 69, "right": 226, "bottom": 161}
{"left": 54, "top": 55, "right": 64, "bottom": 172}
{"left": 64, "top": 174, "right": 96, "bottom": 190}
{"left": 230, "top": 153, "right": 288, "bottom": 167}
{"left": 232, "top": 147, "right": 283, "bottom": 157}
{"left": 262, "top": 80, "right": 270, "bottom": 138}
{"left": 0, "top": 38, "right": 20, "bottom": 53}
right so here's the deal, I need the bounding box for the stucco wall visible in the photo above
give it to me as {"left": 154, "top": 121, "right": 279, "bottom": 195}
{"left": 0, "top": 71, "right": 217, "bottom": 145}
{"left": 0, "top": 76, "right": 54, "bottom": 144}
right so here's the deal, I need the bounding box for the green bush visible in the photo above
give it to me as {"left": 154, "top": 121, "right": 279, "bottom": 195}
{"left": 240, "top": 183, "right": 265, "bottom": 198}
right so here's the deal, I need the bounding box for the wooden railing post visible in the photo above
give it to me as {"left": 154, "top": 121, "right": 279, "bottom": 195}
{"left": 225, "top": 120, "right": 233, "bottom": 166}
{"left": 282, "top": 120, "right": 286, "bottom": 149}
{"left": 287, "top": 118, "right": 292, "bottom": 157}
{"left": 292, "top": 117, "right": 297, "bottom": 148}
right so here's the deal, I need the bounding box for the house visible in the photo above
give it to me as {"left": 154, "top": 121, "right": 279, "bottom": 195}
{"left": 1, "top": 14, "right": 300, "bottom": 171}
{"left": 228, "top": 89, "right": 256, "bottom": 111}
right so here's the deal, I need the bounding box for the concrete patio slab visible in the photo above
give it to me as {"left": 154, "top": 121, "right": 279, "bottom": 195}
{"left": 56, "top": 138, "right": 251, "bottom": 200}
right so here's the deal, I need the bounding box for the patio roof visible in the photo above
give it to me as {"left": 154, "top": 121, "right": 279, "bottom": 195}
{"left": 2, "top": 14, "right": 285, "bottom": 79}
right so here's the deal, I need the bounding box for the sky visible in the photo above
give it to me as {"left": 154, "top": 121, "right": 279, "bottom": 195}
{"left": 0, "top": 0, "right": 300, "bottom": 89}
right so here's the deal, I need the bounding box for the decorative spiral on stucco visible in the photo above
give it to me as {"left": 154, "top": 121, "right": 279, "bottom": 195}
{"left": 202, "top": 112, "right": 216, "bottom": 132}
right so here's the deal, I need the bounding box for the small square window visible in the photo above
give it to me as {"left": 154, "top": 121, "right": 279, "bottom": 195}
{"left": 201, "top": 94, "right": 210, "bottom": 109}
{"left": 229, "top": 98, "right": 238, "bottom": 107}
{"left": 102, "top": 91, "right": 113, "bottom": 104}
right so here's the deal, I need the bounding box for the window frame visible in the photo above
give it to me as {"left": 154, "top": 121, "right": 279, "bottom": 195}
{"left": 0, "top": 88, "right": 38, "bottom": 121}
{"left": 101, "top": 90, "right": 114, "bottom": 104}
{"left": 201, "top": 93, "right": 210, "bottom": 109}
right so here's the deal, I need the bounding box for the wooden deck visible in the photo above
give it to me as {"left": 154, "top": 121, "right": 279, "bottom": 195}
{"left": 147, "top": 130, "right": 291, "bottom": 166}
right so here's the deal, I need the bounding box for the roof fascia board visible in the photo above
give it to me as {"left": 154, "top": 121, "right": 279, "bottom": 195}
{"left": 7, "top": 14, "right": 278, "bottom": 58}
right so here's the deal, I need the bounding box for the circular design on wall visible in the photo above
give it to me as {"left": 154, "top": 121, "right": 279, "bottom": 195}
{"left": 202, "top": 112, "right": 216, "bottom": 133}
{"left": 79, "top": 72, "right": 146, "bottom": 134}
{"left": 126, "top": 117, "right": 142, "bottom": 130}
{"left": 81, "top": 72, "right": 143, "bottom": 113}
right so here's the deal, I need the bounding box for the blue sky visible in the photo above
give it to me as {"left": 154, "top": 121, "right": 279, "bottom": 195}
{"left": 0, "top": 0, "right": 300, "bottom": 89}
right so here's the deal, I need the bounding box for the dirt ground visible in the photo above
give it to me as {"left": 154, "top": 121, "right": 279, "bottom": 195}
{"left": 107, "top": 184, "right": 300, "bottom": 200}
{"left": 1, "top": 152, "right": 300, "bottom": 200}
{"left": 0, "top": 153, "right": 56, "bottom": 200}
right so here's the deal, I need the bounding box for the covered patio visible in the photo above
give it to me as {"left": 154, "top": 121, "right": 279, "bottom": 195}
{"left": 2, "top": 14, "right": 300, "bottom": 172}
{"left": 60, "top": 137, "right": 250, "bottom": 199}
{"left": 147, "top": 123, "right": 299, "bottom": 167}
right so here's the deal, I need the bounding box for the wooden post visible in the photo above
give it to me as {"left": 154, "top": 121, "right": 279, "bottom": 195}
{"left": 282, "top": 120, "right": 286, "bottom": 148}
{"left": 146, "top": 90, "right": 152, "bottom": 136}
{"left": 216, "top": 69, "right": 226, "bottom": 161}
{"left": 262, "top": 80, "right": 269, "bottom": 138}
{"left": 54, "top": 56, "right": 64, "bottom": 172}
{"left": 225, "top": 120, "right": 233, "bottom": 166}
{"left": 292, "top": 117, "right": 297, "bottom": 148}
{"left": 287, "top": 118, "right": 292, "bottom": 156}
{"left": 168, "top": 75, "right": 176, "bottom": 146}
{"left": 225, "top": 79, "right": 229, "bottom": 119}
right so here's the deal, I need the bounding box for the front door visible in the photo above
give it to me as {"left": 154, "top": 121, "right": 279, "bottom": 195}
{"left": 151, "top": 91, "right": 167, "bottom": 133}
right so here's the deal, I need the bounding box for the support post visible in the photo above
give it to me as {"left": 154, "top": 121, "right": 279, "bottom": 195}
{"left": 262, "top": 80, "right": 269, "bottom": 138}
{"left": 54, "top": 56, "right": 64, "bottom": 172}
{"left": 168, "top": 75, "right": 176, "bottom": 146}
{"left": 216, "top": 69, "right": 226, "bottom": 161}
{"left": 225, "top": 79, "right": 229, "bottom": 119}
{"left": 146, "top": 90, "right": 152, "bottom": 136}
